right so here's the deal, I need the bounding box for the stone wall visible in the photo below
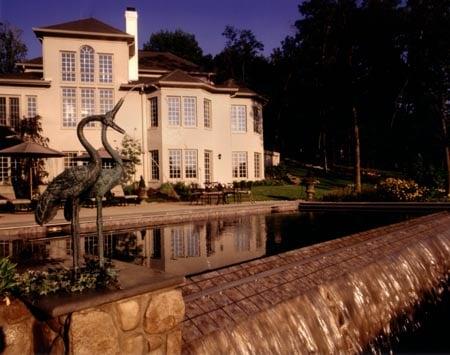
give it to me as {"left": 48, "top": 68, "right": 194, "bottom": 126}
{"left": 0, "top": 288, "right": 184, "bottom": 355}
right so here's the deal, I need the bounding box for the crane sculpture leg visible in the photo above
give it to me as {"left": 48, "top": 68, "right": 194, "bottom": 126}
{"left": 96, "top": 196, "right": 105, "bottom": 267}
{"left": 71, "top": 198, "right": 81, "bottom": 274}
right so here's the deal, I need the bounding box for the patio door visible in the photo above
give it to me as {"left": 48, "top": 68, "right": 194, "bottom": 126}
{"left": 204, "top": 150, "right": 213, "bottom": 184}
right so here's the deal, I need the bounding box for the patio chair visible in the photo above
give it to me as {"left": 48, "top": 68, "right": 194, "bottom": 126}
{"left": 110, "top": 185, "right": 139, "bottom": 205}
{"left": 0, "top": 184, "right": 32, "bottom": 212}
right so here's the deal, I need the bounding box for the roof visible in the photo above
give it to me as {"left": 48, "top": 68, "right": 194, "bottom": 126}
{"left": 138, "top": 51, "right": 201, "bottom": 73}
{"left": 35, "top": 18, "right": 129, "bottom": 36}
{"left": 33, "top": 18, "right": 134, "bottom": 44}
{"left": 159, "top": 70, "right": 205, "bottom": 84}
{"left": 0, "top": 72, "right": 50, "bottom": 87}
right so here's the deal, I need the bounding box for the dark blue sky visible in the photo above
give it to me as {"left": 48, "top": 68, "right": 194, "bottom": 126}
{"left": 0, "top": 0, "right": 301, "bottom": 59}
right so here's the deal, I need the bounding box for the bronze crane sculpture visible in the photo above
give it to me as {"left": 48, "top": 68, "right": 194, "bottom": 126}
{"left": 35, "top": 99, "right": 125, "bottom": 273}
{"left": 84, "top": 97, "right": 126, "bottom": 267}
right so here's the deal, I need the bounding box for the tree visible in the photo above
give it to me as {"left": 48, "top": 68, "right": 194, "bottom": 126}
{"left": 120, "top": 135, "right": 142, "bottom": 185}
{"left": 143, "top": 29, "right": 204, "bottom": 64}
{"left": 14, "top": 115, "right": 49, "bottom": 197}
{"left": 0, "top": 22, "right": 27, "bottom": 74}
{"left": 214, "top": 26, "right": 265, "bottom": 85}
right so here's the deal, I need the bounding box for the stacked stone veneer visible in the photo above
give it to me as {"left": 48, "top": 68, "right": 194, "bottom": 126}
{"left": 0, "top": 288, "right": 185, "bottom": 355}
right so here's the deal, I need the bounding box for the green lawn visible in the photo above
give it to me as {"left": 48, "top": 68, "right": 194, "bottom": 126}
{"left": 253, "top": 165, "right": 357, "bottom": 201}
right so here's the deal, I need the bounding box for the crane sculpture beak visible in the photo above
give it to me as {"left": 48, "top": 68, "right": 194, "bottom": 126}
{"left": 105, "top": 97, "right": 126, "bottom": 134}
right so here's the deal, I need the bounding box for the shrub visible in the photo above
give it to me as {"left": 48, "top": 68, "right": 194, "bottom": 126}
{"left": 0, "top": 258, "right": 18, "bottom": 300}
{"left": 157, "top": 183, "right": 180, "bottom": 200}
{"left": 172, "top": 182, "right": 192, "bottom": 201}
{"left": 376, "top": 177, "right": 426, "bottom": 201}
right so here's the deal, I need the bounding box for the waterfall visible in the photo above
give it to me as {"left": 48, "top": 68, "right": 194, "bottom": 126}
{"left": 183, "top": 233, "right": 450, "bottom": 354}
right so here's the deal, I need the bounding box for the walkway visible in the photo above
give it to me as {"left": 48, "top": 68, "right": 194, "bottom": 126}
{"left": 0, "top": 200, "right": 299, "bottom": 238}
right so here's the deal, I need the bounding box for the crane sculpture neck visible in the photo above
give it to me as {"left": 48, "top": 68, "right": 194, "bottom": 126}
{"left": 77, "top": 115, "right": 102, "bottom": 166}
{"left": 101, "top": 123, "right": 123, "bottom": 167}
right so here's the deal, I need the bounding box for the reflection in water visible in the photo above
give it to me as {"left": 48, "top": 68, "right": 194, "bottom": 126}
{"left": 1, "top": 214, "right": 267, "bottom": 276}
{"left": 1, "top": 211, "right": 425, "bottom": 275}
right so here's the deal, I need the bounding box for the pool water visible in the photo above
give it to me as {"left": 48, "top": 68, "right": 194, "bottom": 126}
{"left": 2, "top": 210, "right": 448, "bottom": 352}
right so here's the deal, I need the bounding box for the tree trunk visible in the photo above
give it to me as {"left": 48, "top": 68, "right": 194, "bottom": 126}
{"left": 353, "top": 106, "right": 362, "bottom": 193}
{"left": 440, "top": 104, "right": 450, "bottom": 197}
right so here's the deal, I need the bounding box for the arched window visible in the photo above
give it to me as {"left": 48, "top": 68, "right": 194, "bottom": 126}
{"left": 80, "top": 46, "right": 94, "bottom": 83}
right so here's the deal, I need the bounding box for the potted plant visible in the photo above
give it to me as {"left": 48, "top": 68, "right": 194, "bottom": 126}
{"left": 138, "top": 176, "right": 146, "bottom": 200}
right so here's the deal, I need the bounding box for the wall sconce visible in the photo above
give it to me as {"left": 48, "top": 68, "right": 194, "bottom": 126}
{"left": 218, "top": 154, "right": 222, "bottom": 160}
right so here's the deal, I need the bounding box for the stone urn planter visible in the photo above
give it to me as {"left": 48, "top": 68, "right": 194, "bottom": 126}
{"left": 301, "top": 177, "right": 320, "bottom": 201}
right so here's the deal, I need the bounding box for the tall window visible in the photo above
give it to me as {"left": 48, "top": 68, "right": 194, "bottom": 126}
{"left": 0, "top": 157, "right": 10, "bottom": 182}
{"left": 183, "top": 97, "right": 196, "bottom": 127}
{"left": 61, "top": 51, "right": 76, "bottom": 82}
{"left": 204, "top": 150, "right": 212, "bottom": 184}
{"left": 80, "top": 46, "right": 94, "bottom": 83}
{"left": 27, "top": 96, "right": 37, "bottom": 118}
{"left": 186, "top": 227, "right": 200, "bottom": 257}
{"left": 253, "top": 105, "right": 262, "bottom": 134}
{"left": 169, "top": 149, "right": 182, "bottom": 178}
{"left": 150, "top": 150, "right": 159, "bottom": 180}
{"left": 64, "top": 151, "right": 78, "bottom": 169}
{"left": 231, "top": 105, "right": 247, "bottom": 132}
{"left": 81, "top": 89, "right": 95, "bottom": 127}
{"left": 232, "top": 152, "right": 248, "bottom": 178}
{"left": 150, "top": 97, "right": 158, "bottom": 127}
{"left": 204, "top": 98, "right": 212, "bottom": 128}
{"left": 184, "top": 150, "right": 197, "bottom": 178}
{"left": 0, "top": 98, "right": 5, "bottom": 125}
{"left": 62, "top": 88, "right": 77, "bottom": 127}
{"left": 254, "top": 152, "right": 261, "bottom": 178}
{"left": 9, "top": 98, "right": 20, "bottom": 131}
{"left": 99, "top": 89, "right": 114, "bottom": 114}
{"left": 171, "top": 227, "right": 184, "bottom": 258}
{"left": 168, "top": 96, "right": 181, "bottom": 126}
{"left": 98, "top": 54, "right": 113, "bottom": 83}
{"left": 0, "top": 96, "right": 21, "bottom": 129}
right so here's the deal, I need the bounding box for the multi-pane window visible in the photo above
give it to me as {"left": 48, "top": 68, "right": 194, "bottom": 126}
{"left": 150, "top": 150, "right": 159, "bottom": 180}
{"left": 150, "top": 97, "right": 158, "bottom": 127}
{"left": 183, "top": 97, "right": 196, "bottom": 127}
{"left": 27, "top": 96, "right": 37, "bottom": 118}
{"left": 80, "top": 46, "right": 95, "bottom": 83}
{"left": 204, "top": 150, "right": 212, "bottom": 184}
{"left": 231, "top": 105, "right": 247, "bottom": 132}
{"left": 98, "top": 54, "right": 113, "bottom": 83}
{"left": 62, "top": 88, "right": 77, "bottom": 127}
{"left": 61, "top": 51, "right": 76, "bottom": 81}
{"left": 169, "top": 149, "right": 182, "bottom": 178}
{"left": 254, "top": 152, "right": 261, "bottom": 178}
{"left": 9, "top": 98, "right": 20, "bottom": 131}
{"left": 171, "top": 228, "right": 184, "bottom": 258}
{"left": 204, "top": 98, "right": 212, "bottom": 128}
{"left": 81, "top": 88, "right": 95, "bottom": 116}
{"left": 0, "top": 96, "right": 20, "bottom": 129}
{"left": 64, "top": 151, "right": 78, "bottom": 169}
{"left": 253, "top": 105, "right": 262, "bottom": 134}
{"left": 167, "top": 96, "right": 181, "bottom": 126}
{"left": 186, "top": 227, "right": 200, "bottom": 257}
{"left": 0, "top": 157, "right": 10, "bottom": 182}
{"left": 0, "top": 98, "right": 5, "bottom": 125}
{"left": 81, "top": 89, "right": 95, "bottom": 127}
{"left": 184, "top": 150, "right": 197, "bottom": 178}
{"left": 232, "top": 152, "right": 248, "bottom": 178}
{"left": 102, "top": 161, "right": 113, "bottom": 169}
{"left": 99, "top": 89, "right": 114, "bottom": 114}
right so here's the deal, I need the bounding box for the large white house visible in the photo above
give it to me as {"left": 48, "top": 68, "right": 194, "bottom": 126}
{"left": 0, "top": 8, "right": 265, "bottom": 188}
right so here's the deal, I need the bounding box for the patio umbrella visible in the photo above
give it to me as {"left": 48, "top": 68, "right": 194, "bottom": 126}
{"left": 74, "top": 147, "right": 131, "bottom": 162}
{"left": 0, "top": 141, "right": 64, "bottom": 198}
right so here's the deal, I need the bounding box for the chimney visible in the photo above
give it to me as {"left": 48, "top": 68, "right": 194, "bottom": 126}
{"left": 125, "top": 7, "right": 138, "bottom": 81}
